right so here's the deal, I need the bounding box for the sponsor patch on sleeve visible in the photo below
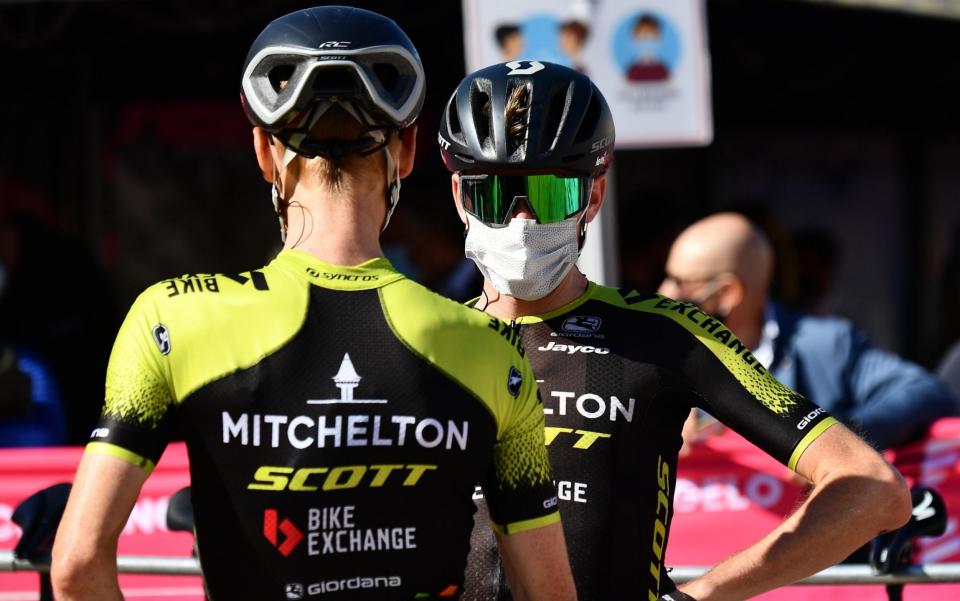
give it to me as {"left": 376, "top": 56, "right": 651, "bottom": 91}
{"left": 507, "top": 366, "right": 522, "bottom": 398}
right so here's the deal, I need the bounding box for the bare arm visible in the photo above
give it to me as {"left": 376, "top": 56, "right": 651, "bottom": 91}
{"left": 496, "top": 522, "right": 577, "bottom": 601}
{"left": 679, "top": 423, "right": 911, "bottom": 601}
{"left": 52, "top": 452, "right": 151, "bottom": 601}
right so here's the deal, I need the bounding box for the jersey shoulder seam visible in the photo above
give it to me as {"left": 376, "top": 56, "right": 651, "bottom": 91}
{"left": 377, "top": 285, "right": 502, "bottom": 427}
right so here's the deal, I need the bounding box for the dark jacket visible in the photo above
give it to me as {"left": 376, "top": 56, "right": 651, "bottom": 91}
{"left": 769, "top": 302, "right": 956, "bottom": 449}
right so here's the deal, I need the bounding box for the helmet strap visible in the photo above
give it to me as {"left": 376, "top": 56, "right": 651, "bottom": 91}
{"left": 280, "top": 100, "right": 390, "bottom": 161}
{"left": 271, "top": 103, "right": 401, "bottom": 235}
{"left": 382, "top": 134, "right": 401, "bottom": 232}
{"left": 269, "top": 141, "right": 302, "bottom": 244}
{"left": 271, "top": 180, "right": 288, "bottom": 244}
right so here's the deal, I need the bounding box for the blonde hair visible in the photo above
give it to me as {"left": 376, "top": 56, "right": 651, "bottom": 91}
{"left": 287, "top": 106, "right": 386, "bottom": 191}
{"left": 503, "top": 84, "right": 530, "bottom": 151}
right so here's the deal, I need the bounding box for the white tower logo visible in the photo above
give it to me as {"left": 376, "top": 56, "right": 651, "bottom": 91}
{"left": 307, "top": 353, "right": 386, "bottom": 405}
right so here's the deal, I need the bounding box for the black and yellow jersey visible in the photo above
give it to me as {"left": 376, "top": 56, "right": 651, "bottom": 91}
{"left": 87, "top": 249, "right": 559, "bottom": 601}
{"left": 463, "top": 283, "right": 836, "bottom": 601}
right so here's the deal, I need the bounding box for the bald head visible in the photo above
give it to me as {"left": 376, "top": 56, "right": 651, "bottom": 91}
{"left": 666, "top": 212, "right": 773, "bottom": 295}
{"left": 659, "top": 212, "right": 772, "bottom": 347}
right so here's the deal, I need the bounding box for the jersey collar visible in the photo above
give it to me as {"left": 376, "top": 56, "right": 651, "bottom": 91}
{"left": 276, "top": 249, "right": 405, "bottom": 290}
{"left": 511, "top": 281, "right": 597, "bottom": 324}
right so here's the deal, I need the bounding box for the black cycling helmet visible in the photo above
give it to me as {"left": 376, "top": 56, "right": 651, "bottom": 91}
{"left": 240, "top": 6, "right": 425, "bottom": 157}
{"left": 439, "top": 61, "right": 614, "bottom": 177}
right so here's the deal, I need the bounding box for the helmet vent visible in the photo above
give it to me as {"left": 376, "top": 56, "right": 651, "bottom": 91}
{"left": 372, "top": 62, "right": 401, "bottom": 101}
{"left": 268, "top": 65, "right": 295, "bottom": 93}
{"left": 542, "top": 83, "right": 572, "bottom": 152}
{"left": 504, "top": 81, "right": 531, "bottom": 159}
{"left": 469, "top": 79, "right": 494, "bottom": 155}
{"left": 311, "top": 67, "right": 364, "bottom": 97}
{"left": 446, "top": 91, "right": 465, "bottom": 145}
{"left": 574, "top": 92, "right": 602, "bottom": 144}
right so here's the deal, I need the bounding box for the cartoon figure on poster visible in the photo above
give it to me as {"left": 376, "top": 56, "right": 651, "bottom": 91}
{"left": 613, "top": 11, "right": 682, "bottom": 83}
{"left": 491, "top": 2, "right": 591, "bottom": 74}
{"left": 495, "top": 24, "right": 524, "bottom": 61}
{"left": 559, "top": 18, "right": 589, "bottom": 73}
{"left": 465, "top": 0, "right": 713, "bottom": 147}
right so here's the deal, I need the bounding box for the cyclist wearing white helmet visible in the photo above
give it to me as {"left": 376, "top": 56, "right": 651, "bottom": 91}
{"left": 52, "top": 8, "right": 574, "bottom": 601}
{"left": 439, "top": 61, "right": 910, "bottom": 601}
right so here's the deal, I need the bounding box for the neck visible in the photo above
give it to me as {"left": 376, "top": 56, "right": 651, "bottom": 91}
{"left": 281, "top": 185, "right": 385, "bottom": 266}
{"left": 480, "top": 268, "right": 589, "bottom": 321}
{"left": 726, "top": 304, "right": 765, "bottom": 350}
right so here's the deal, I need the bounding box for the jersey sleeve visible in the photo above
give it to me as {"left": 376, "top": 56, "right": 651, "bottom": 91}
{"left": 482, "top": 363, "right": 560, "bottom": 535}
{"left": 86, "top": 288, "right": 175, "bottom": 472}
{"left": 647, "top": 296, "right": 837, "bottom": 470}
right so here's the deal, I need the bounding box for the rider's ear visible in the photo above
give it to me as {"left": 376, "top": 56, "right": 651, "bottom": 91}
{"left": 584, "top": 176, "right": 606, "bottom": 224}
{"left": 451, "top": 173, "right": 467, "bottom": 225}
{"left": 396, "top": 125, "right": 418, "bottom": 179}
{"left": 252, "top": 128, "right": 277, "bottom": 183}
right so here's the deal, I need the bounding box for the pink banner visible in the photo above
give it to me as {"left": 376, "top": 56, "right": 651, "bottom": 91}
{"left": 3, "top": 422, "right": 960, "bottom": 599}
{"left": 669, "top": 418, "right": 960, "bottom": 600}
{"left": 0, "top": 443, "right": 200, "bottom": 601}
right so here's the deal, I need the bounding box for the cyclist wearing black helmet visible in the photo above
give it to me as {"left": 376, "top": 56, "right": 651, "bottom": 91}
{"left": 440, "top": 61, "right": 910, "bottom": 601}
{"left": 52, "top": 8, "right": 575, "bottom": 601}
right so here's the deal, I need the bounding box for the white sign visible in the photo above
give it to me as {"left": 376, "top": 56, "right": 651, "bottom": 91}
{"left": 462, "top": 0, "right": 713, "bottom": 148}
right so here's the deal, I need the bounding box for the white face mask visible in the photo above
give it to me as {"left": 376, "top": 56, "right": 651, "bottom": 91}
{"left": 464, "top": 213, "right": 581, "bottom": 301}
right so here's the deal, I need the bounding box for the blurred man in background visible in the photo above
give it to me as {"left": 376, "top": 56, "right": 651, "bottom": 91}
{"left": 52, "top": 7, "right": 573, "bottom": 601}
{"left": 0, "top": 193, "right": 117, "bottom": 444}
{"left": 939, "top": 341, "right": 960, "bottom": 412}
{"left": 0, "top": 341, "right": 65, "bottom": 447}
{"left": 660, "top": 212, "right": 956, "bottom": 451}
{"left": 441, "top": 61, "right": 909, "bottom": 601}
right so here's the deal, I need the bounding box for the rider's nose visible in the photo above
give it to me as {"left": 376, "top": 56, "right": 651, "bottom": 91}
{"left": 510, "top": 197, "right": 536, "bottom": 221}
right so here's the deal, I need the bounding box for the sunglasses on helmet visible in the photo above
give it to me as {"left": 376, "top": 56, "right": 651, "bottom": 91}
{"left": 459, "top": 173, "right": 592, "bottom": 227}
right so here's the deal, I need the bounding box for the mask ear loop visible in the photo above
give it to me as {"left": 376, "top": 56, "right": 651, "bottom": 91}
{"left": 575, "top": 176, "right": 596, "bottom": 250}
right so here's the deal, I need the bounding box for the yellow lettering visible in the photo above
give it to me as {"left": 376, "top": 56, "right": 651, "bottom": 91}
{"left": 368, "top": 464, "right": 405, "bottom": 487}
{"left": 544, "top": 427, "right": 574, "bottom": 445}
{"left": 652, "top": 517, "right": 666, "bottom": 559}
{"left": 657, "top": 456, "right": 670, "bottom": 495}
{"left": 572, "top": 430, "right": 612, "bottom": 449}
{"left": 248, "top": 463, "right": 439, "bottom": 491}
{"left": 656, "top": 489, "right": 669, "bottom": 521}
{"left": 649, "top": 557, "right": 662, "bottom": 588}
{"left": 289, "top": 467, "right": 328, "bottom": 491}
{"left": 247, "top": 466, "right": 293, "bottom": 491}
{"left": 647, "top": 455, "right": 671, "bottom": 599}
{"left": 323, "top": 465, "right": 367, "bottom": 490}
{"left": 402, "top": 464, "right": 438, "bottom": 486}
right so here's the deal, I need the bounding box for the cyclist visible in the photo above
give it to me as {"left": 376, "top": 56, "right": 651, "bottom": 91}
{"left": 51, "top": 8, "right": 574, "bottom": 601}
{"left": 438, "top": 61, "right": 911, "bottom": 601}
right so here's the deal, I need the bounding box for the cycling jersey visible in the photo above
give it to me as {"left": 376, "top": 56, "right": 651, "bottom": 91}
{"left": 463, "top": 283, "right": 836, "bottom": 601}
{"left": 87, "top": 249, "right": 559, "bottom": 601}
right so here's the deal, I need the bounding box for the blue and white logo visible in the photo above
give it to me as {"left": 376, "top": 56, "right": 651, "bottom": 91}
{"left": 152, "top": 324, "right": 171, "bottom": 355}
{"left": 507, "top": 366, "right": 523, "bottom": 398}
{"left": 562, "top": 315, "right": 603, "bottom": 334}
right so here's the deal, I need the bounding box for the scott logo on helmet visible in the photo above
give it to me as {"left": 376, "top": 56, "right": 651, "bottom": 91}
{"left": 505, "top": 60, "right": 545, "bottom": 75}
{"left": 591, "top": 136, "right": 612, "bottom": 152}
